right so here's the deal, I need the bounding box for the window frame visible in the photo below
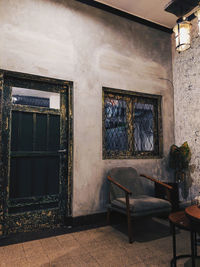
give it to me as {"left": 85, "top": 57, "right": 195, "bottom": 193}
{"left": 102, "top": 87, "right": 163, "bottom": 159}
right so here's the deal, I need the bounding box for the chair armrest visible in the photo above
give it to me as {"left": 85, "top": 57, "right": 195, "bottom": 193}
{"left": 140, "top": 174, "right": 176, "bottom": 209}
{"left": 140, "top": 174, "right": 173, "bottom": 191}
{"left": 107, "top": 176, "right": 132, "bottom": 195}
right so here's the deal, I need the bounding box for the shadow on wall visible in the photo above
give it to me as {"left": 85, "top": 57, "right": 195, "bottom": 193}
{"left": 99, "top": 170, "right": 109, "bottom": 211}
{"left": 46, "top": 0, "right": 118, "bottom": 26}
{"left": 46, "top": 0, "right": 171, "bottom": 63}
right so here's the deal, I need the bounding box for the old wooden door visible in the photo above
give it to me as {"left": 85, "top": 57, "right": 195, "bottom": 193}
{"left": 2, "top": 73, "right": 72, "bottom": 233}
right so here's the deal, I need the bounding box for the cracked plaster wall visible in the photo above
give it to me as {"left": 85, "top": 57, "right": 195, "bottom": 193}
{"left": 173, "top": 19, "right": 200, "bottom": 202}
{"left": 0, "top": 0, "right": 174, "bottom": 217}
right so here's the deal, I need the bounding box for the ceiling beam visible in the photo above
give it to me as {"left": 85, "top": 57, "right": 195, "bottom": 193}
{"left": 75, "top": 0, "right": 173, "bottom": 34}
{"left": 165, "top": 0, "right": 199, "bottom": 17}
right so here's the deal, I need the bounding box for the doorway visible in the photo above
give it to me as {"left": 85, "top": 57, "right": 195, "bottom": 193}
{"left": 0, "top": 71, "right": 73, "bottom": 234}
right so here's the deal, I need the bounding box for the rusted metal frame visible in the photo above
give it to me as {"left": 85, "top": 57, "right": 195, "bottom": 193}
{"left": 12, "top": 104, "right": 60, "bottom": 115}
{"left": 8, "top": 194, "right": 59, "bottom": 208}
{"left": 5, "top": 77, "right": 61, "bottom": 93}
{"left": 103, "top": 86, "right": 162, "bottom": 101}
{"left": 1, "top": 84, "right": 12, "bottom": 235}
{"left": 105, "top": 154, "right": 161, "bottom": 160}
{"left": 126, "top": 96, "right": 134, "bottom": 156}
{"left": 102, "top": 89, "right": 107, "bottom": 159}
{"left": 0, "top": 71, "right": 4, "bottom": 234}
{"left": 1, "top": 69, "right": 69, "bottom": 86}
{"left": 0, "top": 70, "right": 73, "bottom": 234}
{"left": 66, "top": 82, "right": 73, "bottom": 218}
{"left": 59, "top": 87, "right": 68, "bottom": 222}
{"left": 5, "top": 209, "right": 61, "bottom": 235}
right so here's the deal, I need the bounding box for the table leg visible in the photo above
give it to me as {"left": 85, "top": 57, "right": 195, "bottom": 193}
{"left": 171, "top": 223, "right": 177, "bottom": 267}
{"left": 194, "top": 232, "right": 197, "bottom": 257}
{"left": 191, "top": 230, "right": 196, "bottom": 267}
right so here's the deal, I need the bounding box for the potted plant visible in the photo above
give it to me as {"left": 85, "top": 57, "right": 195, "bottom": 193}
{"left": 169, "top": 141, "right": 191, "bottom": 183}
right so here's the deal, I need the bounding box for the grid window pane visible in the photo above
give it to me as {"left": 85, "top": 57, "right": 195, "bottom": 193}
{"left": 103, "top": 89, "right": 161, "bottom": 159}
{"left": 134, "top": 102, "right": 154, "bottom": 152}
{"left": 105, "top": 97, "right": 128, "bottom": 152}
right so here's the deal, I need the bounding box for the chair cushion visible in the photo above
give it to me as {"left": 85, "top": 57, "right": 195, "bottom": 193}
{"left": 111, "top": 195, "right": 171, "bottom": 216}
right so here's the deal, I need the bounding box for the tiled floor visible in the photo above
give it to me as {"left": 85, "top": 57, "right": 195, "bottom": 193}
{"left": 0, "top": 217, "right": 198, "bottom": 266}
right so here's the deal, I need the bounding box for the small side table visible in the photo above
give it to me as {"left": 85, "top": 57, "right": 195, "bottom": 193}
{"left": 185, "top": 205, "right": 200, "bottom": 267}
{"left": 169, "top": 211, "right": 197, "bottom": 267}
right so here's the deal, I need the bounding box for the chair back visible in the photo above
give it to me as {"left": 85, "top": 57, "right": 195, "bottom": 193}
{"left": 107, "top": 167, "right": 145, "bottom": 200}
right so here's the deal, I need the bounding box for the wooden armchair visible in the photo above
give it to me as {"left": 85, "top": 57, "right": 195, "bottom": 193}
{"left": 107, "top": 167, "right": 174, "bottom": 243}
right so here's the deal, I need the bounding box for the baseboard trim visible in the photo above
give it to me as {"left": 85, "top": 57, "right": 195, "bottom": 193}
{"left": 66, "top": 212, "right": 107, "bottom": 228}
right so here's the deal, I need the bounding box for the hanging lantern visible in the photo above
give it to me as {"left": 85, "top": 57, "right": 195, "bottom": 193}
{"left": 194, "top": 6, "right": 200, "bottom": 35}
{"left": 173, "top": 17, "right": 191, "bottom": 52}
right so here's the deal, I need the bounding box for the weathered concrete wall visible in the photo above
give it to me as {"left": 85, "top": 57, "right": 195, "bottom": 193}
{"left": 0, "top": 0, "right": 173, "bottom": 217}
{"left": 172, "top": 19, "right": 200, "bottom": 202}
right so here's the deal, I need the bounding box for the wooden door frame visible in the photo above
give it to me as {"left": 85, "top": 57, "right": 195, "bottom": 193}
{"left": 0, "top": 69, "right": 73, "bottom": 235}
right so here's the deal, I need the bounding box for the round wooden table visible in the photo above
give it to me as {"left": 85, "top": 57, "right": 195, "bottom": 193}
{"left": 185, "top": 205, "right": 200, "bottom": 267}
{"left": 185, "top": 205, "right": 200, "bottom": 224}
{"left": 169, "top": 211, "right": 195, "bottom": 267}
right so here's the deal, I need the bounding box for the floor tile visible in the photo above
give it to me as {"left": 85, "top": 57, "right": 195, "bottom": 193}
{"left": 0, "top": 218, "right": 196, "bottom": 267}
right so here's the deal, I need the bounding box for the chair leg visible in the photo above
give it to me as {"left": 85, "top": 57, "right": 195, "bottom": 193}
{"left": 127, "top": 208, "right": 133, "bottom": 243}
{"left": 107, "top": 208, "right": 111, "bottom": 225}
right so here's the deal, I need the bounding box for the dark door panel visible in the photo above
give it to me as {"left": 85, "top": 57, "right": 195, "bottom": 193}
{"left": 1, "top": 72, "right": 72, "bottom": 234}
{"left": 9, "top": 87, "right": 67, "bottom": 215}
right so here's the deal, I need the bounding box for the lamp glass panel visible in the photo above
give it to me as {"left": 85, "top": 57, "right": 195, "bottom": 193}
{"left": 173, "top": 21, "right": 191, "bottom": 52}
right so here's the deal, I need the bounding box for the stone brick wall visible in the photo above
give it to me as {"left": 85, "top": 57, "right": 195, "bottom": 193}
{"left": 173, "top": 19, "right": 200, "bottom": 202}
{"left": 0, "top": 73, "right": 3, "bottom": 236}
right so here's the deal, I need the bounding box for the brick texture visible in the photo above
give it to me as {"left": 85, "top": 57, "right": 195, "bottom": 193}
{"left": 173, "top": 21, "right": 200, "bottom": 201}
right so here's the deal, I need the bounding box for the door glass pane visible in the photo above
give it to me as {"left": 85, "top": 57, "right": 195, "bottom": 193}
{"left": 12, "top": 87, "right": 60, "bottom": 109}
